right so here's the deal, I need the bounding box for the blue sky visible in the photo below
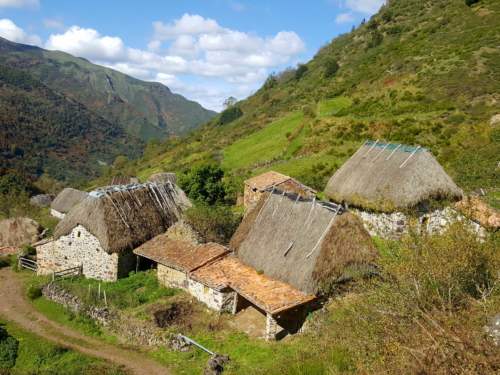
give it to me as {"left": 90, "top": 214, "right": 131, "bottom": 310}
{"left": 0, "top": 0, "right": 384, "bottom": 110}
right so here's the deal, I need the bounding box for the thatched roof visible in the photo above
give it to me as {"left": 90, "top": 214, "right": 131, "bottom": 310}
{"left": 54, "top": 182, "right": 191, "bottom": 254}
{"left": 230, "top": 191, "right": 378, "bottom": 295}
{"left": 51, "top": 188, "right": 88, "bottom": 214}
{"left": 191, "top": 255, "right": 316, "bottom": 314}
{"left": 325, "top": 141, "right": 463, "bottom": 212}
{"left": 245, "top": 171, "right": 316, "bottom": 194}
{"left": 148, "top": 172, "right": 177, "bottom": 185}
{"left": 110, "top": 176, "right": 139, "bottom": 185}
{"left": 133, "top": 235, "right": 229, "bottom": 272}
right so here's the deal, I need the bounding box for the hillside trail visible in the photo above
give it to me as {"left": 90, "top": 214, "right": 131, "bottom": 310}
{"left": 0, "top": 267, "right": 170, "bottom": 375}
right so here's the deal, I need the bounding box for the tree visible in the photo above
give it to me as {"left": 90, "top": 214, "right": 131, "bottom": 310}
{"left": 295, "top": 64, "right": 308, "bottom": 80}
{"left": 218, "top": 106, "right": 243, "bottom": 126}
{"left": 324, "top": 59, "right": 340, "bottom": 78}
{"left": 178, "top": 164, "right": 227, "bottom": 205}
{"left": 0, "top": 325, "right": 18, "bottom": 369}
{"left": 223, "top": 96, "right": 237, "bottom": 109}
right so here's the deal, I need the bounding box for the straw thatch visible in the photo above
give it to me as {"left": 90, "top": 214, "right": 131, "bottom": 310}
{"left": 230, "top": 191, "right": 378, "bottom": 295}
{"left": 54, "top": 182, "right": 190, "bottom": 254}
{"left": 110, "top": 176, "right": 139, "bottom": 185}
{"left": 148, "top": 172, "right": 177, "bottom": 185}
{"left": 325, "top": 141, "right": 463, "bottom": 212}
{"left": 51, "top": 188, "right": 88, "bottom": 214}
{"left": 245, "top": 171, "right": 316, "bottom": 195}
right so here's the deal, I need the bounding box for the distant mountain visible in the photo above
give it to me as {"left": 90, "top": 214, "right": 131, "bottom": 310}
{"left": 0, "top": 37, "right": 216, "bottom": 182}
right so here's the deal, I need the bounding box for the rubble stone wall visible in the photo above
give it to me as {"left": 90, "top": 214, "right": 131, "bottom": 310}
{"left": 36, "top": 225, "right": 130, "bottom": 281}
{"left": 353, "top": 207, "right": 485, "bottom": 239}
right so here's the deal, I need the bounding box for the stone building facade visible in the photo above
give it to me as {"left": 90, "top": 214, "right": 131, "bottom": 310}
{"left": 37, "top": 225, "right": 135, "bottom": 281}
{"left": 353, "top": 207, "right": 485, "bottom": 239}
{"left": 50, "top": 208, "right": 65, "bottom": 220}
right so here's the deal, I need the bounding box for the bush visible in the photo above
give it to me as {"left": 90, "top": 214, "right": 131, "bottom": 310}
{"left": 178, "top": 164, "right": 228, "bottom": 205}
{"left": 184, "top": 204, "right": 242, "bottom": 244}
{"left": 465, "top": 0, "right": 480, "bottom": 6}
{"left": 295, "top": 64, "right": 308, "bottom": 80}
{"left": 27, "top": 284, "right": 43, "bottom": 300}
{"left": 0, "top": 326, "right": 18, "bottom": 369}
{"left": 324, "top": 59, "right": 340, "bottom": 78}
{"left": 218, "top": 106, "right": 243, "bottom": 126}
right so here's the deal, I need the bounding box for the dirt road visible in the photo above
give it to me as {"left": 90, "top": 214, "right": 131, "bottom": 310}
{"left": 0, "top": 267, "right": 170, "bottom": 375}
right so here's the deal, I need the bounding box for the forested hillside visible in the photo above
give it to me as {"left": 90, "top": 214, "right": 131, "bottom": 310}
{"left": 112, "top": 0, "right": 499, "bottom": 206}
{"left": 0, "top": 36, "right": 216, "bottom": 183}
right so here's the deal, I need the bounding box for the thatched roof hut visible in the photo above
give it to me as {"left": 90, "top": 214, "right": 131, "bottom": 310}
{"left": 54, "top": 182, "right": 190, "bottom": 254}
{"left": 110, "top": 176, "right": 139, "bottom": 185}
{"left": 325, "top": 141, "right": 463, "bottom": 212}
{"left": 230, "top": 191, "right": 378, "bottom": 295}
{"left": 51, "top": 188, "right": 88, "bottom": 214}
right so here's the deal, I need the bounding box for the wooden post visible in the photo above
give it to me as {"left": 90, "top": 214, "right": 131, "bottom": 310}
{"left": 136, "top": 255, "right": 139, "bottom": 273}
{"left": 98, "top": 283, "right": 101, "bottom": 300}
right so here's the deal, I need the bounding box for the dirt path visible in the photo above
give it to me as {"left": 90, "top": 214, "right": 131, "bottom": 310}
{"left": 0, "top": 268, "right": 170, "bottom": 375}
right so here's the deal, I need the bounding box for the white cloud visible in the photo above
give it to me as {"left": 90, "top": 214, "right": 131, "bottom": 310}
{"left": 46, "top": 26, "right": 126, "bottom": 61}
{"left": 0, "top": 18, "right": 40, "bottom": 45}
{"left": 345, "top": 0, "right": 385, "bottom": 14}
{"left": 335, "top": 12, "right": 354, "bottom": 24}
{"left": 0, "top": 0, "right": 38, "bottom": 8}
{"left": 42, "top": 14, "right": 305, "bottom": 111}
{"left": 43, "top": 18, "right": 64, "bottom": 30}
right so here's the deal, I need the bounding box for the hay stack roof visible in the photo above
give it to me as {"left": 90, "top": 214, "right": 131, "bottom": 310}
{"left": 148, "top": 172, "right": 177, "bottom": 185}
{"left": 191, "top": 256, "right": 316, "bottom": 314}
{"left": 325, "top": 141, "right": 463, "bottom": 212}
{"left": 230, "top": 191, "right": 378, "bottom": 295}
{"left": 110, "top": 176, "right": 139, "bottom": 185}
{"left": 51, "top": 188, "right": 88, "bottom": 214}
{"left": 54, "top": 182, "right": 190, "bottom": 254}
{"left": 245, "top": 171, "right": 316, "bottom": 194}
{"left": 133, "top": 235, "right": 229, "bottom": 272}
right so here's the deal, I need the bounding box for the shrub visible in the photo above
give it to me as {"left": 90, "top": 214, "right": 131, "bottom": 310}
{"left": 178, "top": 164, "right": 228, "bottom": 205}
{"left": 295, "top": 64, "right": 308, "bottom": 80}
{"left": 218, "top": 106, "right": 243, "bottom": 126}
{"left": 27, "top": 284, "right": 43, "bottom": 300}
{"left": 465, "top": 0, "right": 480, "bottom": 6}
{"left": 0, "top": 326, "right": 18, "bottom": 369}
{"left": 324, "top": 59, "right": 340, "bottom": 78}
{"left": 184, "top": 204, "right": 242, "bottom": 244}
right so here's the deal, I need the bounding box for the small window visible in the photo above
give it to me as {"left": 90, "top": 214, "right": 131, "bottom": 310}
{"left": 77, "top": 231, "right": 81, "bottom": 238}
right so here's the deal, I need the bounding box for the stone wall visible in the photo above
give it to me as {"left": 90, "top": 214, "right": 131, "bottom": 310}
{"left": 187, "top": 279, "right": 235, "bottom": 313}
{"left": 243, "top": 184, "right": 262, "bottom": 212}
{"left": 42, "top": 282, "right": 169, "bottom": 346}
{"left": 50, "top": 209, "right": 65, "bottom": 219}
{"left": 36, "top": 225, "right": 134, "bottom": 281}
{"left": 352, "top": 207, "right": 485, "bottom": 239}
{"left": 157, "top": 264, "right": 188, "bottom": 289}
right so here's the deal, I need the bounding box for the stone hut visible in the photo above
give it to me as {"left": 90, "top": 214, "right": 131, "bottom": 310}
{"left": 50, "top": 188, "right": 88, "bottom": 219}
{"left": 133, "top": 236, "right": 232, "bottom": 311}
{"left": 231, "top": 190, "right": 378, "bottom": 295}
{"left": 324, "top": 140, "right": 467, "bottom": 238}
{"left": 37, "top": 182, "right": 190, "bottom": 281}
{"left": 243, "top": 171, "right": 316, "bottom": 212}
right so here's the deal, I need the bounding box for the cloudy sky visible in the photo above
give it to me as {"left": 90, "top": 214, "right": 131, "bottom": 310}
{"left": 0, "top": 0, "right": 385, "bottom": 111}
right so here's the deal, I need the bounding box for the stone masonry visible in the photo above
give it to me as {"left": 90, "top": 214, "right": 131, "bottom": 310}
{"left": 37, "top": 225, "right": 132, "bottom": 281}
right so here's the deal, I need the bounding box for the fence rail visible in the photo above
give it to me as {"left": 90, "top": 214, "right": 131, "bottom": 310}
{"left": 52, "top": 265, "right": 82, "bottom": 281}
{"left": 18, "top": 256, "right": 38, "bottom": 272}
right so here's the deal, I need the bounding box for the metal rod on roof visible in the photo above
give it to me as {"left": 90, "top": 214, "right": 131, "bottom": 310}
{"left": 399, "top": 145, "right": 421, "bottom": 168}
{"left": 385, "top": 144, "right": 402, "bottom": 160}
{"left": 372, "top": 143, "right": 389, "bottom": 162}
{"left": 305, "top": 205, "right": 340, "bottom": 259}
{"left": 362, "top": 139, "right": 379, "bottom": 158}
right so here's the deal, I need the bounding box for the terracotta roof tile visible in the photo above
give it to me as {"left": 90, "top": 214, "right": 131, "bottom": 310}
{"left": 191, "top": 256, "right": 316, "bottom": 314}
{"left": 133, "top": 234, "right": 229, "bottom": 272}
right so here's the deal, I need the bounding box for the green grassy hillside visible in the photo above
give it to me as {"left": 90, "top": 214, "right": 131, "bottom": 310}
{"left": 111, "top": 0, "right": 498, "bottom": 206}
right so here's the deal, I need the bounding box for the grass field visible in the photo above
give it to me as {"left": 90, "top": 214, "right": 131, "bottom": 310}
{"left": 317, "top": 97, "right": 352, "bottom": 117}
{"left": 0, "top": 319, "right": 126, "bottom": 374}
{"left": 222, "top": 112, "right": 304, "bottom": 171}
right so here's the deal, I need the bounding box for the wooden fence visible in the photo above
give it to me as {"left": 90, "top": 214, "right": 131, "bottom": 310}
{"left": 52, "top": 265, "right": 82, "bottom": 281}
{"left": 18, "top": 256, "right": 38, "bottom": 272}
